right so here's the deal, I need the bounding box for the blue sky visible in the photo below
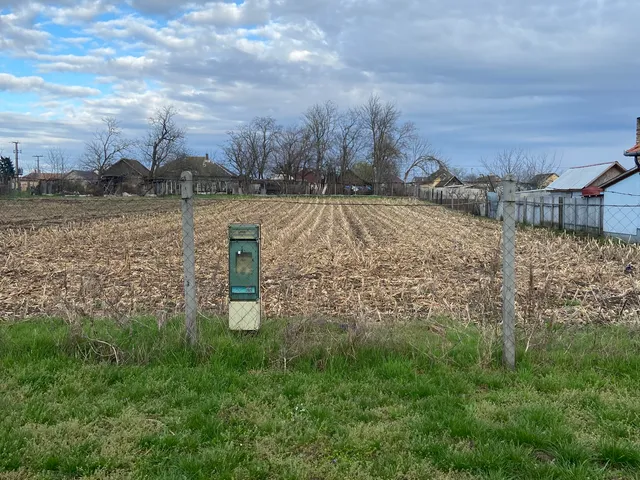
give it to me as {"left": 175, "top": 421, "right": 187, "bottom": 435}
{"left": 1, "top": 0, "right": 639, "bottom": 174}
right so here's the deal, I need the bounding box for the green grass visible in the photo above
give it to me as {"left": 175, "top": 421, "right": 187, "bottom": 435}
{"left": 1, "top": 318, "right": 640, "bottom": 479}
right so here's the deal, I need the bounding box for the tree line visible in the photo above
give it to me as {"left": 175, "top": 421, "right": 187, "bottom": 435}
{"left": 71, "top": 95, "right": 443, "bottom": 194}
{"left": 222, "top": 95, "right": 441, "bottom": 194}
{"left": 4, "top": 94, "right": 560, "bottom": 194}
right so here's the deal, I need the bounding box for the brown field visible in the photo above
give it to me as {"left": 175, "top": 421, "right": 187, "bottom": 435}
{"left": 1, "top": 196, "right": 639, "bottom": 324}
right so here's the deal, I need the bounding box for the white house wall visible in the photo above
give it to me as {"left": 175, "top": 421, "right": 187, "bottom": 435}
{"left": 603, "top": 174, "right": 640, "bottom": 241}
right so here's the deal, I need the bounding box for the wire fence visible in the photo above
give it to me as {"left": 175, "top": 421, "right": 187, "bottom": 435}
{"left": 419, "top": 186, "right": 640, "bottom": 244}
{"left": 2, "top": 174, "right": 640, "bottom": 367}
{"left": 2, "top": 175, "right": 420, "bottom": 198}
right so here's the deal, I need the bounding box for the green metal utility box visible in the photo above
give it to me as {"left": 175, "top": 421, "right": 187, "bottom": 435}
{"left": 228, "top": 224, "right": 261, "bottom": 330}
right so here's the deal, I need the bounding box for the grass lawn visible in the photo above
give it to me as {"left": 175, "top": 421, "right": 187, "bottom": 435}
{"left": 1, "top": 318, "right": 639, "bottom": 479}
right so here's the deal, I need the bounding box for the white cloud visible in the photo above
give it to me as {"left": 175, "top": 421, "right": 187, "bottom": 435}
{"left": 1, "top": 0, "right": 640, "bottom": 168}
{"left": 0, "top": 73, "right": 100, "bottom": 97}
{"left": 0, "top": 9, "right": 50, "bottom": 53}
{"left": 182, "top": 1, "right": 269, "bottom": 26}
{"left": 288, "top": 49, "right": 310, "bottom": 62}
{"left": 46, "top": 1, "right": 119, "bottom": 25}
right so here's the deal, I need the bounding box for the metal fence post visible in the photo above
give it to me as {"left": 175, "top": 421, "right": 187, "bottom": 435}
{"left": 181, "top": 171, "right": 197, "bottom": 345}
{"left": 502, "top": 175, "right": 516, "bottom": 369}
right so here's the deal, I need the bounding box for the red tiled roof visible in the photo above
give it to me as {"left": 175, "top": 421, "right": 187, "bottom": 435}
{"left": 296, "top": 171, "right": 320, "bottom": 183}
{"left": 21, "top": 172, "right": 64, "bottom": 181}
{"left": 624, "top": 144, "right": 640, "bottom": 156}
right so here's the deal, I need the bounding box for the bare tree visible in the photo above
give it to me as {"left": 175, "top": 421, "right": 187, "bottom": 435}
{"left": 82, "top": 117, "right": 131, "bottom": 176}
{"left": 400, "top": 132, "right": 442, "bottom": 183}
{"left": 335, "top": 108, "right": 364, "bottom": 179}
{"left": 449, "top": 165, "right": 470, "bottom": 182}
{"left": 480, "top": 148, "right": 528, "bottom": 183}
{"left": 223, "top": 129, "right": 252, "bottom": 194}
{"left": 358, "top": 95, "right": 413, "bottom": 193}
{"left": 524, "top": 151, "right": 562, "bottom": 185}
{"left": 141, "top": 105, "right": 186, "bottom": 179}
{"left": 47, "top": 148, "right": 68, "bottom": 176}
{"left": 251, "top": 116, "right": 281, "bottom": 180}
{"left": 481, "top": 148, "right": 562, "bottom": 190}
{"left": 274, "top": 125, "right": 311, "bottom": 192}
{"left": 304, "top": 100, "right": 338, "bottom": 190}
{"left": 223, "top": 116, "right": 282, "bottom": 194}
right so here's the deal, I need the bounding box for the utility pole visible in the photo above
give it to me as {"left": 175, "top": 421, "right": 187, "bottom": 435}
{"left": 11, "top": 142, "right": 20, "bottom": 178}
{"left": 33, "top": 155, "right": 43, "bottom": 174}
{"left": 11, "top": 141, "right": 20, "bottom": 190}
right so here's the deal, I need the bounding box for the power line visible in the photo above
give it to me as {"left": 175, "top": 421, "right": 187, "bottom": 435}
{"left": 606, "top": 190, "right": 640, "bottom": 198}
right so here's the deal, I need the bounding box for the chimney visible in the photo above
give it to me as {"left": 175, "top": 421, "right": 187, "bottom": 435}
{"left": 636, "top": 118, "right": 640, "bottom": 146}
{"left": 205, "top": 153, "right": 209, "bottom": 160}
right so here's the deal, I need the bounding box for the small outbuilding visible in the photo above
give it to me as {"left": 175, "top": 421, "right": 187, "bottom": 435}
{"left": 546, "top": 162, "right": 626, "bottom": 198}
{"left": 102, "top": 159, "right": 150, "bottom": 195}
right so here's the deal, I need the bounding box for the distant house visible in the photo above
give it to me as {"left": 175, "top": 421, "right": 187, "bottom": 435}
{"left": 339, "top": 170, "right": 372, "bottom": 195}
{"left": 19, "top": 172, "right": 65, "bottom": 194}
{"left": 64, "top": 170, "right": 99, "bottom": 193}
{"left": 414, "top": 167, "right": 463, "bottom": 188}
{"left": 545, "top": 162, "right": 626, "bottom": 198}
{"left": 466, "top": 174, "right": 501, "bottom": 191}
{"left": 525, "top": 173, "right": 559, "bottom": 190}
{"left": 102, "top": 159, "right": 150, "bottom": 195}
{"left": 155, "top": 154, "right": 237, "bottom": 195}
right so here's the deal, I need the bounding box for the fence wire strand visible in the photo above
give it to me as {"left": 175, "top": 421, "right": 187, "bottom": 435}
{"left": 2, "top": 179, "right": 640, "bottom": 369}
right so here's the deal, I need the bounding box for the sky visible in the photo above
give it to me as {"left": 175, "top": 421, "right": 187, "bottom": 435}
{"left": 1, "top": 0, "right": 639, "bottom": 174}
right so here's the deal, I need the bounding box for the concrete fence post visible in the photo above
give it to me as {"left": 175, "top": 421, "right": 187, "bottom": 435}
{"left": 181, "top": 171, "right": 197, "bottom": 345}
{"left": 502, "top": 175, "right": 517, "bottom": 369}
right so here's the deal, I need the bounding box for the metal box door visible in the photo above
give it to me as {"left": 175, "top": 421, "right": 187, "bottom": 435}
{"left": 229, "top": 240, "right": 260, "bottom": 301}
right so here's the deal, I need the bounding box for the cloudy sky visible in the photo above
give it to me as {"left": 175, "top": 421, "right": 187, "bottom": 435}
{"left": 1, "top": 0, "right": 639, "bottom": 174}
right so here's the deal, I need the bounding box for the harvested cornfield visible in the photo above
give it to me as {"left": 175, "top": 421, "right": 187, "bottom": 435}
{"left": 1, "top": 196, "right": 639, "bottom": 324}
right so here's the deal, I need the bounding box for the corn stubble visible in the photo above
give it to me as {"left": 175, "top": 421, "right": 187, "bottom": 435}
{"left": 1, "top": 197, "right": 639, "bottom": 325}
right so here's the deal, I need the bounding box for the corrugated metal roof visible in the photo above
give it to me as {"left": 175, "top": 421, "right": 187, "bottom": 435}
{"left": 546, "top": 162, "right": 622, "bottom": 191}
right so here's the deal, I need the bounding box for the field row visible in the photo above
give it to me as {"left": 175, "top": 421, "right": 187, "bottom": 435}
{"left": 1, "top": 197, "right": 639, "bottom": 324}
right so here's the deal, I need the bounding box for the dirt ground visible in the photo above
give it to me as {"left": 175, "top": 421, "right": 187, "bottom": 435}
{"left": 1, "top": 196, "right": 639, "bottom": 324}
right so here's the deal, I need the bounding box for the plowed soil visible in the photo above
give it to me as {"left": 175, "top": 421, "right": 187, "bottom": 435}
{"left": 2, "top": 196, "right": 639, "bottom": 323}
